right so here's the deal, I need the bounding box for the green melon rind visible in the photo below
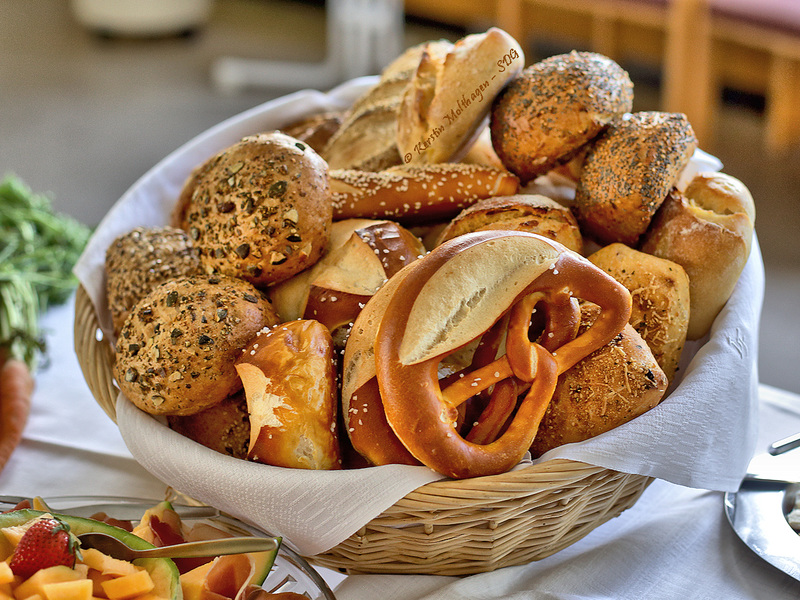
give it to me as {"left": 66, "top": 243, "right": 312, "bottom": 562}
{"left": 0, "top": 509, "right": 182, "bottom": 600}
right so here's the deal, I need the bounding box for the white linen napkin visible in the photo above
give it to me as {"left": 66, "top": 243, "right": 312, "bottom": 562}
{"left": 73, "top": 77, "right": 764, "bottom": 557}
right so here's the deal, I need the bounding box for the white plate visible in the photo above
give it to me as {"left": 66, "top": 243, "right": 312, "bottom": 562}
{"left": 724, "top": 476, "right": 800, "bottom": 581}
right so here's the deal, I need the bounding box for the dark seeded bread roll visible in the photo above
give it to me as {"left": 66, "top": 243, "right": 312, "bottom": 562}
{"left": 176, "top": 131, "right": 331, "bottom": 287}
{"left": 114, "top": 274, "right": 280, "bottom": 416}
{"left": 574, "top": 111, "right": 698, "bottom": 246}
{"left": 490, "top": 51, "right": 633, "bottom": 183}
{"left": 105, "top": 226, "right": 203, "bottom": 338}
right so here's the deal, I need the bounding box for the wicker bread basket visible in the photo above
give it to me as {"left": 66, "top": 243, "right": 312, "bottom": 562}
{"left": 74, "top": 283, "right": 652, "bottom": 576}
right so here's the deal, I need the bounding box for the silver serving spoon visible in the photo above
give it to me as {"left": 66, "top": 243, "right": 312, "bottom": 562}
{"left": 78, "top": 532, "right": 279, "bottom": 560}
{"left": 742, "top": 432, "right": 800, "bottom": 487}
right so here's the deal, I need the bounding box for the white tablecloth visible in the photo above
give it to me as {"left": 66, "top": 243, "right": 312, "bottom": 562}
{"left": 1, "top": 294, "right": 799, "bottom": 599}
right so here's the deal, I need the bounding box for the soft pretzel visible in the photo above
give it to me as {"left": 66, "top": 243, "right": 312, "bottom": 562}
{"left": 343, "top": 230, "right": 632, "bottom": 478}
{"left": 329, "top": 163, "right": 519, "bottom": 223}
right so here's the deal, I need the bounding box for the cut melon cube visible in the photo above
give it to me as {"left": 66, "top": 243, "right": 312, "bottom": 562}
{"left": 14, "top": 566, "right": 81, "bottom": 600}
{"left": 0, "top": 524, "right": 29, "bottom": 560}
{"left": 129, "top": 594, "right": 168, "bottom": 600}
{"left": 86, "top": 569, "right": 112, "bottom": 598}
{"left": 100, "top": 571, "right": 154, "bottom": 600}
{"left": 178, "top": 562, "right": 214, "bottom": 600}
{"left": 0, "top": 562, "right": 14, "bottom": 585}
{"left": 42, "top": 579, "right": 93, "bottom": 600}
{"left": 80, "top": 551, "right": 138, "bottom": 578}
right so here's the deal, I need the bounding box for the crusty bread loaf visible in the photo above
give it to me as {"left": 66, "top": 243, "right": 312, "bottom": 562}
{"left": 397, "top": 27, "right": 524, "bottom": 165}
{"left": 176, "top": 131, "right": 331, "bottom": 287}
{"left": 435, "top": 194, "right": 583, "bottom": 254}
{"left": 530, "top": 302, "right": 668, "bottom": 457}
{"left": 640, "top": 172, "right": 755, "bottom": 340}
{"left": 588, "top": 243, "right": 690, "bottom": 381}
{"left": 321, "top": 40, "right": 453, "bottom": 171}
{"left": 114, "top": 274, "right": 280, "bottom": 416}
{"left": 105, "top": 226, "right": 203, "bottom": 338}
{"left": 574, "top": 111, "right": 698, "bottom": 246}
{"left": 236, "top": 320, "right": 342, "bottom": 470}
{"left": 490, "top": 51, "right": 634, "bottom": 183}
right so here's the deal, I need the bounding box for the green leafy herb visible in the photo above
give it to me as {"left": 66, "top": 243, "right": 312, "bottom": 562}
{"left": 0, "top": 174, "right": 92, "bottom": 370}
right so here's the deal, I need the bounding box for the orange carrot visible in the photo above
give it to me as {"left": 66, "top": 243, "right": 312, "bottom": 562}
{"left": 0, "top": 353, "right": 34, "bottom": 474}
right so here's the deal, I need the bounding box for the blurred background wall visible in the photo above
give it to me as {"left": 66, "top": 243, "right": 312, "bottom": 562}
{"left": 1, "top": 0, "right": 798, "bottom": 394}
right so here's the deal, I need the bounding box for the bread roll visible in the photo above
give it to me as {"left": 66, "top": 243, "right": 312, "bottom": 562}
{"left": 529, "top": 303, "right": 668, "bottom": 457}
{"left": 588, "top": 243, "right": 690, "bottom": 381}
{"left": 640, "top": 172, "right": 755, "bottom": 340}
{"left": 322, "top": 40, "right": 453, "bottom": 171}
{"left": 115, "top": 274, "right": 280, "bottom": 416}
{"left": 397, "top": 27, "right": 524, "bottom": 165}
{"left": 281, "top": 111, "right": 344, "bottom": 153}
{"left": 235, "top": 320, "right": 342, "bottom": 470}
{"left": 435, "top": 194, "right": 583, "bottom": 253}
{"left": 304, "top": 220, "right": 425, "bottom": 338}
{"left": 176, "top": 131, "right": 331, "bottom": 287}
{"left": 490, "top": 51, "right": 634, "bottom": 183}
{"left": 460, "top": 125, "right": 505, "bottom": 169}
{"left": 167, "top": 391, "right": 250, "bottom": 458}
{"left": 574, "top": 111, "right": 698, "bottom": 246}
{"left": 268, "top": 218, "right": 425, "bottom": 329}
{"left": 105, "top": 226, "right": 203, "bottom": 338}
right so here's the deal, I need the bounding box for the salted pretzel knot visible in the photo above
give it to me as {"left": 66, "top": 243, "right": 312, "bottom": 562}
{"left": 373, "top": 231, "right": 632, "bottom": 479}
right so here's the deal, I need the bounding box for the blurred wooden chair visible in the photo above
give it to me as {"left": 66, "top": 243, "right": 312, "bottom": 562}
{"left": 495, "top": 0, "right": 713, "bottom": 140}
{"left": 211, "top": 0, "right": 405, "bottom": 92}
{"left": 495, "top": 0, "right": 800, "bottom": 152}
{"left": 698, "top": 0, "right": 800, "bottom": 153}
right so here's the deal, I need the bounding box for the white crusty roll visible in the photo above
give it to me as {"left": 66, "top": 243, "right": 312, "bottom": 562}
{"left": 640, "top": 171, "right": 755, "bottom": 340}
{"left": 236, "top": 320, "right": 342, "bottom": 470}
{"left": 329, "top": 163, "right": 519, "bottom": 223}
{"left": 268, "top": 218, "right": 425, "bottom": 340}
{"left": 322, "top": 40, "right": 454, "bottom": 171}
{"left": 397, "top": 27, "right": 524, "bottom": 165}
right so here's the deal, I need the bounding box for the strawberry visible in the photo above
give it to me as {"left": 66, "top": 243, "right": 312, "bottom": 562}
{"left": 9, "top": 517, "right": 79, "bottom": 579}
